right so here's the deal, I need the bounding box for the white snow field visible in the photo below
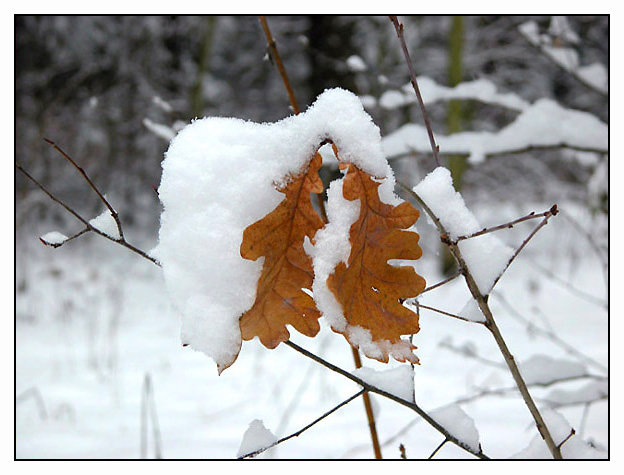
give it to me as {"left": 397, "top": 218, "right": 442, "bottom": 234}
{"left": 16, "top": 193, "right": 607, "bottom": 459}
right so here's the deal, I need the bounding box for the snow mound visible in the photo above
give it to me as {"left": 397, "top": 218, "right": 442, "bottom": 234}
{"left": 236, "top": 419, "right": 277, "bottom": 458}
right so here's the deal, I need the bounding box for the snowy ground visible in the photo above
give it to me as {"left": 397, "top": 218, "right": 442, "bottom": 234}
{"left": 15, "top": 198, "right": 608, "bottom": 460}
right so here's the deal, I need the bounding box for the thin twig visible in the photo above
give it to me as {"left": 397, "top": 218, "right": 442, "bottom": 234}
{"left": 239, "top": 389, "right": 366, "bottom": 459}
{"left": 258, "top": 16, "right": 299, "bottom": 115}
{"left": 16, "top": 163, "right": 160, "bottom": 267}
{"left": 420, "top": 270, "right": 461, "bottom": 294}
{"left": 428, "top": 439, "right": 448, "bottom": 459}
{"left": 389, "top": 16, "right": 440, "bottom": 167}
{"left": 284, "top": 340, "right": 489, "bottom": 459}
{"left": 399, "top": 443, "right": 407, "bottom": 459}
{"left": 557, "top": 429, "right": 576, "bottom": 451}
{"left": 44, "top": 138, "right": 124, "bottom": 240}
{"left": 455, "top": 208, "right": 556, "bottom": 242}
{"left": 489, "top": 205, "right": 558, "bottom": 291}
{"left": 416, "top": 302, "right": 482, "bottom": 324}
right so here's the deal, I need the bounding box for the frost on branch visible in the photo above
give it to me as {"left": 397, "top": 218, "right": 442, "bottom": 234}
{"left": 155, "top": 88, "right": 422, "bottom": 372}
{"left": 353, "top": 365, "right": 414, "bottom": 401}
{"left": 414, "top": 167, "right": 513, "bottom": 295}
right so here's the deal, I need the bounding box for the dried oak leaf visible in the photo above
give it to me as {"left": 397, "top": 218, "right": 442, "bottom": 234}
{"left": 239, "top": 152, "right": 325, "bottom": 349}
{"left": 327, "top": 163, "right": 426, "bottom": 363}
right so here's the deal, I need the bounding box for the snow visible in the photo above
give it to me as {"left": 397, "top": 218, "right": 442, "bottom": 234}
{"left": 143, "top": 118, "right": 176, "bottom": 142}
{"left": 40, "top": 231, "right": 69, "bottom": 246}
{"left": 379, "top": 76, "right": 529, "bottom": 112}
{"left": 352, "top": 366, "right": 414, "bottom": 402}
{"left": 546, "top": 379, "right": 607, "bottom": 406}
{"left": 518, "top": 20, "right": 607, "bottom": 95}
{"left": 429, "top": 404, "right": 480, "bottom": 453}
{"left": 236, "top": 419, "right": 277, "bottom": 458}
{"left": 89, "top": 209, "right": 121, "bottom": 240}
{"left": 413, "top": 167, "right": 513, "bottom": 294}
{"left": 519, "top": 354, "right": 587, "bottom": 386}
{"left": 383, "top": 98, "right": 608, "bottom": 162}
{"left": 155, "top": 88, "right": 394, "bottom": 371}
{"left": 16, "top": 197, "right": 608, "bottom": 458}
{"left": 346, "top": 55, "right": 367, "bottom": 72}
{"left": 459, "top": 299, "right": 486, "bottom": 323}
{"left": 548, "top": 16, "right": 580, "bottom": 44}
{"left": 512, "top": 409, "right": 606, "bottom": 459}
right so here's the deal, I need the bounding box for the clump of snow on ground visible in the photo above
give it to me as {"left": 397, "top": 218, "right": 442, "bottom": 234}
{"left": 430, "top": 404, "right": 480, "bottom": 453}
{"left": 512, "top": 409, "right": 606, "bottom": 459}
{"left": 353, "top": 366, "right": 414, "bottom": 401}
{"left": 155, "top": 88, "right": 396, "bottom": 371}
{"left": 414, "top": 167, "right": 513, "bottom": 294}
{"left": 89, "top": 209, "right": 121, "bottom": 240}
{"left": 40, "top": 231, "right": 69, "bottom": 247}
{"left": 236, "top": 419, "right": 277, "bottom": 458}
{"left": 519, "top": 354, "right": 587, "bottom": 386}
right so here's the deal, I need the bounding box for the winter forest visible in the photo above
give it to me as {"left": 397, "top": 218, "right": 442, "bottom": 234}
{"left": 15, "top": 15, "right": 609, "bottom": 460}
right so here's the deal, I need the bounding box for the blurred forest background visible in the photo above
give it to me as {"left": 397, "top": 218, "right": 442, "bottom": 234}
{"left": 15, "top": 15, "right": 608, "bottom": 238}
{"left": 15, "top": 16, "right": 609, "bottom": 459}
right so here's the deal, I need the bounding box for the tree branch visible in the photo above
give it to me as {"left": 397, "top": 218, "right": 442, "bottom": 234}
{"left": 44, "top": 138, "right": 125, "bottom": 240}
{"left": 16, "top": 163, "right": 160, "bottom": 267}
{"left": 284, "top": 340, "right": 489, "bottom": 459}
{"left": 259, "top": 16, "right": 299, "bottom": 115}
{"left": 389, "top": 16, "right": 440, "bottom": 167}
{"left": 238, "top": 388, "right": 366, "bottom": 459}
{"left": 397, "top": 182, "right": 563, "bottom": 459}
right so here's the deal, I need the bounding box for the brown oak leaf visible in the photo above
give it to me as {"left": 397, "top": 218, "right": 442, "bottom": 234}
{"left": 327, "top": 163, "right": 426, "bottom": 363}
{"left": 239, "top": 152, "right": 325, "bottom": 349}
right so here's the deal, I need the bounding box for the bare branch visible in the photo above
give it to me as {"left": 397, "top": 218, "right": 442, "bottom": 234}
{"left": 44, "top": 138, "right": 125, "bottom": 240}
{"left": 489, "top": 204, "right": 558, "bottom": 290}
{"left": 428, "top": 439, "right": 448, "bottom": 459}
{"left": 258, "top": 16, "right": 299, "bottom": 115}
{"left": 455, "top": 207, "right": 557, "bottom": 242}
{"left": 284, "top": 340, "right": 489, "bottom": 459}
{"left": 420, "top": 271, "right": 461, "bottom": 294}
{"left": 397, "top": 182, "right": 563, "bottom": 459}
{"left": 389, "top": 16, "right": 440, "bottom": 167}
{"left": 238, "top": 389, "right": 366, "bottom": 459}
{"left": 415, "top": 302, "right": 482, "bottom": 325}
{"left": 16, "top": 163, "right": 161, "bottom": 267}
